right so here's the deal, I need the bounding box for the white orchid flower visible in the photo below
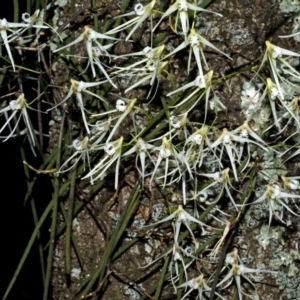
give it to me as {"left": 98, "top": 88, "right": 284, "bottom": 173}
{"left": 149, "top": 136, "right": 182, "bottom": 189}
{"left": 238, "top": 184, "right": 300, "bottom": 231}
{"left": 0, "top": 15, "right": 48, "bottom": 71}
{"left": 18, "top": 9, "right": 47, "bottom": 35}
{"left": 82, "top": 136, "right": 123, "bottom": 188}
{"left": 116, "top": 44, "right": 165, "bottom": 60}
{"left": 48, "top": 79, "right": 106, "bottom": 134}
{"left": 142, "top": 243, "right": 197, "bottom": 291}
{"left": 53, "top": 26, "right": 118, "bottom": 77}
{"left": 53, "top": 26, "right": 118, "bottom": 53}
{"left": 89, "top": 118, "right": 111, "bottom": 145}
{"left": 231, "top": 122, "right": 269, "bottom": 148}
{"left": 168, "top": 112, "right": 189, "bottom": 140}
{"left": 163, "top": 28, "right": 231, "bottom": 76}
{"left": 218, "top": 248, "right": 277, "bottom": 300}
{"left": 152, "top": 147, "right": 194, "bottom": 204}
{"left": 260, "top": 78, "right": 300, "bottom": 130}
{"left": 152, "top": 0, "right": 222, "bottom": 42}
{"left": 196, "top": 168, "right": 239, "bottom": 211}
{"left": 91, "top": 97, "right": 137, "bottom": 143}
{"left": 56, "top": 136, "right": 94, "bottom": 176}
{"left": 116, "top": 45, "right": 151, "bottom": 59}
{"left": 281, "top": 175, "right": 300, "bottom": 211}
{"left": 209, "top": 94, "right": 226, "bottom": 113}
{"left": 122, "top": 138, "right": 156, "bottom": 186}
{"left": 169, "top": 113, "right": 187, "bottom": 129}
{"left": 210, "top": 128, "right": 269, "bottom": 181}
{"left": 113, "top": 44, "right": 165, "bottom": 73}
{"left": 210, "top": 129, "right": 239, "bottom": 182}
{"left": 167, "top": 70, "right": 214, "bottom": 121}
{"left": 230, "top": 122, "right": 271, "bottom": 171}
{"left": 268, "top": 96, "right": 300, "bottom": 137}
{"left": 123, "top": 60, "right": 168, "bottom": 99}
{"left": 105, "top": 97, "right": 137, "bottom": 143}
{"left": 144, "top": 205, "right": 214, "bottom": 251}
{"left": 281, "top": 175, "right": 300, "bottom": 190}
{"left": 90, "top": 99, "right": 127, "bottom": 119}
{"left": 178, "top": 273, "right": 226, "bottom": 300}
{"left": 255, "top": 41, "right": 300, "bottom": 101}
{"left": 169, "top": 244, "right": 195, "bottom": 292}
{"left": 184, "top": 125, "right": 213, "bottom": 169}
{"left": 0, "top": 93, "right": 36, "bottom": 146}
{"left": 105, "top": 0, "right": 156, "bottom": 41}
{"left": 113, "top": 44, "right": 166, "bottom": 99}
{"left": 83, "top": 44, "right": 117, "bottom": 87}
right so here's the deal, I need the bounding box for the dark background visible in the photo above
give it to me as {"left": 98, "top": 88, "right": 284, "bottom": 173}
{"left": 1, "top": 2, "right": 52, "bottom": 299}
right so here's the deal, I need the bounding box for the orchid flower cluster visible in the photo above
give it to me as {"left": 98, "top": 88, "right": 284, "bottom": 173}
{"left": 176, "top": 247, "right": 277, "bottom": 300}
{"left": 3, "top": 1, "right": 300, "bottom": 299}
{"left": 217, "top": 248, "right": 277, "bottom": 300}
{"left": 0, "top": 10, "right": 48, "bottom": 71}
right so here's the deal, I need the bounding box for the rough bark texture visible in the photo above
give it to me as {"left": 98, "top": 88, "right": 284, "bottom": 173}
{"left": 49, "top": 0, "right": 300, "bottom": 299}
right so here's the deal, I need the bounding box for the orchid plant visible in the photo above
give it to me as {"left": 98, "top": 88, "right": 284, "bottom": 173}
{"left": 122, "top": 138, "right": 156, "bottom": 186}
{"left": 0, "top": 12, "right": 48, "bottom": 71}
{"left": 259, "top": 78, "right": 300, "bottom": 130}
{"left": 105, "top": 0, "right": 156, "bottom": 41}
{"left": 91, "top": 96, "right": 137, "bottom": 143}
{"left": 56, "top": 136, "right": 94, "bottom": 176}
{"left": 169, "top": 243, "right": 196, "bottom": 292}
{"left": 53, "top": 26, "right": 118, "bottom": 78}
{"left": 178, "top": 273, "right": 226, "bottom": 300}
{"left": 238, "top": 184, "right": 300, "bottom": 231}
{"left": 195, "top": 168, "right": 240, "bottom": 211}
{"left": 86, "top": 44, "right": 117, "bottom": 86}
{"left": 183, "top": 124, "right": 213, "bottom": 169}
{"left": 47, "top": 78, "right": 107, "bottom": 134}
{"left": 167, "top": 70, "right": 214, "bottom": 121}
{"left": 218, "top": 248, "right": 277, "bottom": 300}
{"left": 144, "top": 205, "right": 214, "bottom": 253}
{"left": 148, "top": 136, "right": 193, "bottom": 192}
{"left": 256, "top": 41, "right": 300, "bottom": 101}
{"left": 2, "top": 1, "right": 297, "bottom": 300}
{"left": 162, "top": 28, "right": 232, "bottom": 78}
{"left": 0, "top": 93, "right": 36, "bottom": 146}
{"left": 81, "top": 136, "right": 124, "bottom": 188}
{"left": 210, "top": 127, "right": 270, "bottom": 181}
{"left": 152, "top": 0, "right": 222, "bottom": 42}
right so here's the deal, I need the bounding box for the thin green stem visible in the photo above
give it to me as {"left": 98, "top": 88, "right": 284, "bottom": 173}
{"left": 13, "top": 0, "right": 19, "bottom": 23}
{"left": 153, "top": 256, "right": 170, "bottom": 300}
{"left": 65, "top": 168, "right": 77, "bottom": 276}
{"left": 22, "top": 158, "right": 47, "bottom": 291}
{"left": 59, "top": 202, "right": 85, "bottom": 269}
{"left": 78, "top": 182, "right": 141, "bottom": 297}
{"left": 20, "top": 148, "right": 46, "bottom": 286}
{"left": 43, "top": 113, "right": 65, "bottom": 300}
{"left": 2, "top": 200, "right": 53, "bottom": 300}
{"left": 91, "top": 0, "right": 98, "bottom": 32}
